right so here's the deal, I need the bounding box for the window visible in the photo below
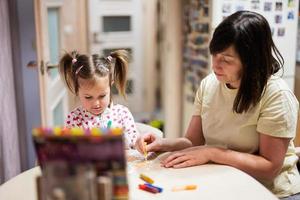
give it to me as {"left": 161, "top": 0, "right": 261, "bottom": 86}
{"left": 112, "top": 79, "right": 134, "bottom": 95}
{"left": 102, "top": 48, "right": 132, "bottom": 61}
{"left": 102, "top": 16, "right": 131, "bottom": 32}
{"left": 47, "top": 8, "right": 60, "bottom": 79}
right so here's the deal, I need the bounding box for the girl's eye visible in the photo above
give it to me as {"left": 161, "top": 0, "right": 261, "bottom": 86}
{"left": 99, "top": 94, "right": 106, "bottom": 99}
{"left": 85, "top": 96, "right": 92, "bottom": 100}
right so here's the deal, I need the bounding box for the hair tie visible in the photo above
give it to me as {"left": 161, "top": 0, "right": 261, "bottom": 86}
{"left": 75, "top": 65, "right": 84, "bottom": 75}
{"left": 106, "top": 56, "right": 113, "bottom": 62}
{"left": 98, "top": 64, "right": 109, "bottom": 72}
{"left": 72, "top": 58, "right": 77, "bottom": 64}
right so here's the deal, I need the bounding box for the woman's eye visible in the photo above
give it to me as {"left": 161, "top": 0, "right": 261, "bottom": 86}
{"left": 222, "top": 58, "right": 230, "bottom": 63}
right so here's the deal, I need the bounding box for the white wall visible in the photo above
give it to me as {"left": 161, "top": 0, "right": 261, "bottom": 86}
{"left": 211, "top": 0, "right": 299, "bottom": 91}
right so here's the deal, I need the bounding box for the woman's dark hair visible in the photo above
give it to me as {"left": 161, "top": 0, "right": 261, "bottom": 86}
{"left": 59, "top": 50, "right": 129, "bottom": 97}
{"left": 209, "top": 10, "right": 284, "bottom": 113}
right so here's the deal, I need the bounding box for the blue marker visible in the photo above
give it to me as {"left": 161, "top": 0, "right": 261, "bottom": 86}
{"left": 145, "top": 183, "right": 163, "bottom": 193}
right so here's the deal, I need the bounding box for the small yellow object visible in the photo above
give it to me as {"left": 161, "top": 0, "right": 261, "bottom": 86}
{"left": 71, "top": 128, "right": 84, "bottom": 136}
{"left": 91, "top": 128, "right": 101, "bottom": 136}
{"left": 111, "top": 127, "right": 123, "bottom": 135}
{"left": 172, "top": 185, "right": 197, "bottom": 191}
{"left": 143, "top": 142, "right": 148, "bottom": 161}
{"left": 139, "top": 173, "right": 154, "bottom": 184}
{"left": 53, "top": 127, "right": 62, "bottom": 136}
{"left": 32, "top": 128, "right": 40, "bottom": 137}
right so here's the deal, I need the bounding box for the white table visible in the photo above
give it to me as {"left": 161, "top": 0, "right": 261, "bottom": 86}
{"left": 0, "top": 150, "right": 278, "bottom": 200}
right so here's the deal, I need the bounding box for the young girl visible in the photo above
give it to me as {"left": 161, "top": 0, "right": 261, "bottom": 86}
{"left": 59, "top": 50, "right": 139, "bottom": 149}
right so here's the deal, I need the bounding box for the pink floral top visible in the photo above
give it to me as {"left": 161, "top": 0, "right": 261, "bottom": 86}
{"left": 65, "top": 103, "right": 139, "bottom": 149}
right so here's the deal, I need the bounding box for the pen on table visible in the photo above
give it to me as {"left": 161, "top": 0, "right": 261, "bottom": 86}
{"left": 172, "top": 185, "right": 197, "bottom": 192}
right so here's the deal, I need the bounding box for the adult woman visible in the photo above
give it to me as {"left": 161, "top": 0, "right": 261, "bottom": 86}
{"left": 137, "top": 11, "right": 300, "bottom": 199}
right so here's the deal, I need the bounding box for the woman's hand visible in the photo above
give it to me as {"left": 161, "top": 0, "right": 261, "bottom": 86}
{"left": 135, "top": 133, "right": 165, "bottom": 154}
{"left": 161, "top": 146, "right": 212, "bottom": 168}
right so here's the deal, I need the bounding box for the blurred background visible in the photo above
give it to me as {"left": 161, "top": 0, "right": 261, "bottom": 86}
{"left": 1, "top": 0, "right": 300, "bottom": 183}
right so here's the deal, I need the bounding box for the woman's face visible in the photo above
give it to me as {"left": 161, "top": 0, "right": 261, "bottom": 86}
{"left": 78, "top": 76, "right": 110, "bottom": 115}
{"left": 211, "top": 45, "right": 243, "bottom": 89}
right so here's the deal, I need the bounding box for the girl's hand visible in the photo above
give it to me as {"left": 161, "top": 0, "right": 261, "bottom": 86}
{"left": 161, "top": 146, "right": 212, "bottom": 168}
{"left": 135, "top": 133, "right": 164, "bottom": 155}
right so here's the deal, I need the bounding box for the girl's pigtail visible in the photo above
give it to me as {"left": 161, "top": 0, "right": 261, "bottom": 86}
{"left": 110, "top": 50, "right": 129, "bottom": 97}
{"left": 58, "top": 51, "right": 79, "bottom": 94}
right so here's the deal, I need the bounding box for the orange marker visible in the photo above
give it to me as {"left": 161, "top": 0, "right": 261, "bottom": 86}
{"left": 172, "top": 185, "right": 197, "bottom": 192}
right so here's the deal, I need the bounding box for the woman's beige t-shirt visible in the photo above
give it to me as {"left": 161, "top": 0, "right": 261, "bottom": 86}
{"left": 194, "top": 73, "right": 300, "bottom": 198}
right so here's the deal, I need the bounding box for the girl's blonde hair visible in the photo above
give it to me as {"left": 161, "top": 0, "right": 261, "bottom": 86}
{"left": 59, "top": 50, "right": 129, "bottom": 97}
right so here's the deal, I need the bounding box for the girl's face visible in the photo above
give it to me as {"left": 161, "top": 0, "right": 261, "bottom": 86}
{"left": 211, "top": 45, "right": 243, "bottom": 89}
{"left": 78, "top": 76, "right": 110, "bottom": 115}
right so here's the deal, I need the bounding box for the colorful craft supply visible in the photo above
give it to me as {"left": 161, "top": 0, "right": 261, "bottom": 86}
{"left": 111, "top": 127, "right": 123, "bottom": 135}
{"left": 61, "top": 127, "right": 71, "bottom": 135}
{"left": 172, "top": 185, "right": 197, "bottom": 191}
{"left": 138, "top": 184, "right": 159, "bottom": 194}
{"left": 90, "top": 128, "right": 101, "bottom": 136}
{"left": 143, "top": 142, "right": 148, "bottom": 161}
{"left": 145, "top": 183, "right": 163, "bottom": 193}
{"left": 32, "top": 127, "right": 124, "bottom": 139}
{"left": 32, "top": 128, "right": 40, "bottom": 137}
{"left": 71, "top": 127, "right": 84, "bottom": 136}
{"left": 53, "top": 127, "right": 62, "bottom": 136}
{"left": 139, "top": 174, "right": 154, "bottom": 184}
{"left": 32, "top": 126, "right": 128, "bottom": 200}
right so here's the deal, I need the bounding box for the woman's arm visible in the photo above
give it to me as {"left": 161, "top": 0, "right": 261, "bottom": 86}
{"left": 135, "top": 115, "right": 204, "bottom": 153}
{"left": 160, "top": 115, "right": 206, "bottom": 152}
{"left": 184, "top": 115, "right": 205, "bottom": 146}
{"left": 163, "top": 131, "right": 290, "bottom": 182}
{"left": 209, "top": 133, "right": 290, "bottom": 182}
{"left": 135, "top": 133, "right": 192, "bottom": 153}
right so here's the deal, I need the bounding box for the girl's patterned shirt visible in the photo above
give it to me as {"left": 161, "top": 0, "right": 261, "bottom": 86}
{"left": 65, "top": 103, "right": 138, "bottom": 149}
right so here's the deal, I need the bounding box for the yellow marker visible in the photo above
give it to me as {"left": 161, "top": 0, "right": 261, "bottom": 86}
{"left": 172, "top": 185, "right": 197, "bottom": 192}
{"left": 139, "top": 173, "right": 154, "bottom": 184}
{"left": 143, "top": 142, "right": 148, "bottom": 161}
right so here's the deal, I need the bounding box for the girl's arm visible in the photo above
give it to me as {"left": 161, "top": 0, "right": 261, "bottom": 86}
{"left": 120, "top": 106, "right": 138, "bottom": 149}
